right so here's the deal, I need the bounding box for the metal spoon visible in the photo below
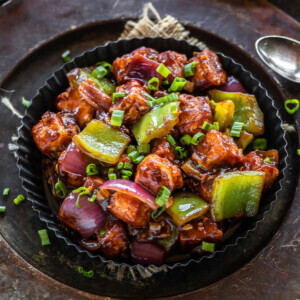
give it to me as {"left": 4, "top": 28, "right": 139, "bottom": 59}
{"left": 255, "top": 35, "right": 300, "bottom": 83}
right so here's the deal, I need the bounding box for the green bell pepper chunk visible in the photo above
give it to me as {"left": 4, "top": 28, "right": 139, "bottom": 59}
{"left": 157, "top": 226, "right": 179, "bottom": 252}
{"left": 166, "top": 192, "right": 209, "bottom": 226}
{"left": 132, "top": 102, "right": 180, "bottom": 144}
{"left": 67, "top": 68, "right": 116, "bottom": 95}
{"left": 208, "top": 89, "right": 264, "bottom": 136}
{"left": 73, "top": 120, "right": 131, "bottom": 164}
{"left": 210, "top": 171, "right": 265, "bottom": 222}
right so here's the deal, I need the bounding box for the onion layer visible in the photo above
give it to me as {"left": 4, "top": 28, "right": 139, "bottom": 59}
{"left": 100, "top": 179, "right": 159, "bottom": 210}
{"left": 219, "top": 75, "right": 246, "bottom": 93}
{"left": 59, "top": 191, "right": 106, "bottom": 239}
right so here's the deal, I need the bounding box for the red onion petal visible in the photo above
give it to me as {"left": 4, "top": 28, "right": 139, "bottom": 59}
{"left": 131, "top": 241, "right": 165, "bottom": 266}
{"left": 219, "top": 75, "right": 247, "bottom": 93}
{"left": 59, "top": 192, "right": 106, "bottom": 239}
{"left": 100, "top": 179, "right": 159, "bottom": 210}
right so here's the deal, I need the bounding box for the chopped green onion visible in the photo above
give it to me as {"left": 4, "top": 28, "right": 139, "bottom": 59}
{"left": 121, "top": 170, "right": 132, "bottom": 176}
{"left": 89, "top": 190, "right": 97, "bottom": 202}
{"left": 184, "top": 61, "right": 196, "bottom": 77}
{"left": 38, "top": 229, "right": 51, "bottom": 246}
{"left": 154, "top": 93, "right": 178, "bottom": 106}
{"left": 128, "top": 150, "right": 139, "bottom": 161}
{"left": 230, "top": 122, "right": 244, "bottom": 137}
{"left": 55, "top": 181, "right": 67, "bottom": 199}
{"left": 124, "top": 162, "right": 133, "bottom": 170}
{"left": 117, "top": 162, "right": 124, "bottom": 169}
{"left": 86, "top": 163, "right": 99, "bottom": 176}
{"left": 253, "top": 138, "right": 267, "bottom": 150}
{"left": 155, "top": 186, "right": 171, "bottom": 207}
{"left": 96, "top": 61, "right": 112, "bottom": 72}
{"left": 213, "top": 122, "right": 219, "bottom": 131}
{"left": 202, "top": 241, "right": 215, "bottom": 253}
{"left": 156, "top": 63, "right": 171, "bottom": 78}
{"left": 196, "top": 164, "right": 202, "bottom": 169}
{"left": 110, "top": 110, "right": 125, "bottom": 126}
{"left": 168, "top": 77, "right": 187, "bottom": 92}
{"left": 0, "top": 206, "right": 6, "bottom": 213}
{"left": 191, "top": 132, "right": 205, "bottom": 146}
{"left": 170, "top": 102, "right": 179, "bottom": 114}
{"left": 108, "top": 173, "right": 117, "bottom": 180}
{"left": 72, "top": 187, "right": 90, "bottom": 208}
{"left": 121, "top": 175, "right": 129, "bottom": 180}
{"left": 148, "top": 77, "right": 159, "bottom": 91}
{"left": 92, "top": 65, "right": 107, "bottom": 79}
{"left": 78, "top": 266, "right": 94, "bottom": 278}
{"left": 13, "top": 194, "right": 25, "bottom": 205}
{"left": 144, "top": 92, "right": 156, "bottom": 103}
{"left": 298, "top": 149, "right": 300, "bottom": 155}
{"left": 22, "top": 97, "right": 30, "bottom": 107}
{"left": 61, "top": 50, "right": 71, "bottom": 62}
{"left": 264, "top": 157, "right": 272, "bottom": 164}
{"left": 133, "top": 155, "right": 145, "bottom": 164}
{"left": 175, "top": 146, "right": 188, "bottom": 159}
{"left": 180, "top": 134, "right": 192, "bottom": 145}
{"left": 112, "top": 92, "right": 125, "bottom": 103}
{"left": 284, "top": 99, "right": 299, "bottom": 115}
{"left": 137, "top": 144, "right": 150, "bottom": 154}
{"left": 162, "top": 80, "right": 169, "bottom": 85}
{"left": 108, "top": 168, "right": 115, "bottom": 174}
{"left": 100, "top": 229, "right": 106, "bottom": 237}
{"left": 126, "top": 145, "right": 137, "bottom": 154}
{"left": 151, "top": 207, "right": 166, "bottom": 219}
{"left": 3, "top": 188, "right": 9, "bottom": 196}
{"left": 167, "top": 134, "right": 176, "bottom": 147}
{"left": 202, "top": 121, "right": 213, "bottom": 131}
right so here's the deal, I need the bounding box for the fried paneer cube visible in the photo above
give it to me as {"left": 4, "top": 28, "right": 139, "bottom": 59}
{"left": 192, "top": 130, "right": 244, "bottom": 170}
{"left": 135, "top": 154, "right": 183, "bottom": 195}
{"left": 32, "top": 111, "right": 79, "bottom": 158}
{"left": 187, "top": 49, "right": 227, "bottom": 90}
{"left": 177, "top": 94, "right": 212, "bottom": 136}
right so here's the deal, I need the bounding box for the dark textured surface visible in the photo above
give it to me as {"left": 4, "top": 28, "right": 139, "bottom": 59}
{"left": 0, "top": 0, "right": 299, "bottom": 299}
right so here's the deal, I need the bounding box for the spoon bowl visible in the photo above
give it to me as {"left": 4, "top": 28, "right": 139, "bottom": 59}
{"left": 255, "top": 35, "right": 300, "bottom": 83}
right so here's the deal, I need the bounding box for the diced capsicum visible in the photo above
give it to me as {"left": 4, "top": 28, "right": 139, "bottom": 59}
{"left": 213, "top": 100, "right": 235, "bottom": 131}
{"left": 67, "top": 68, "right": 116, "bottom": 95}
{"left": 73, "top": 120, "right": 131, "bottom": 164}
{"left": 132, "top": 102, "right": 180, "bottom": 144}
{"left": 181, "top": 159, "right": 202, "bottom": 181}
{"left": 237, "top": 131, "right": 254, "bottom": 151}
{"left": 157, "top": 226, "right": 179, "bottom": 252}
{"left": 210, "top": 171, "right": 265, "bottom": 222}
{"left": 208, "top": 89, "right": 264, "bottom": 136}
{"left": 166, "top": 192, "right": 209, "bottom": 226}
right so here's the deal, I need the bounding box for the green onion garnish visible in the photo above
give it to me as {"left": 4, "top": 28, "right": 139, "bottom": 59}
{"left": 121, "top": 175, "right": 129, "bottom": 180}
{"left": 13, "top": 194, "right": 25, "bottom": 205}
{"left": 167, "top": 134, "right": 176, "bottom": 147}
{"left": 151, "top": 206, "right": 166, "bottom": 219}
{"left": 148, "top": 77, "right": 159, "bottom": 91}
{"left": 201, "top": 121, "right": 213, "bottom": 131}
{"left": 230, "top": 122, "right": 244, "bottom": 137}
{"left": 121, "top": 170, "right": 132, "bottom": 176}
{"left": 196, "top": 164, "right": 202, "bottom": 169}
{"left": 78, "top": 266, "right": 94, "bottom": 278}
{"left": 0, "top": 206, "right": 6, "bottom": 213}
{"left": 38, "top": 229, "right": 51, "bottom": 246}
{"left": 22, "top": 97, "right": 30, "bottom": 107}
{"left": 147, "top": 93, "right": 178, "bottom": 107}
{"left": 170, "top": 102, "right": 179, "bottom": 114}
{"left": 124, "top": 162, "right": 133, "bottom": 170}
{"left": 175, "top": 146, "right": 188, "bottom": 159}
{"left": 298, "top": 149, "right": 300, "bottom": 155}
{"left": 180, "top": 134, "right": 192, "bottom": 145}
{"left": 213, "top": 122, "right": 219, "bottom": 131}
{"left": 202, "top": 241, "right": 215, "bottom": 253}
{"left": 3, "top": 188, "right": 9, "bottom": 196}
{"left": 61, "top": 50, "right": 71, "bottom": 62}
{"left": 128, "top": 150, "right": 139, "bottom": 161}
{"left": 100, "top": 229, "right": 106, "bottom": 237}
{"left": 168, "top": 77, "right": 187, "bottom": 92}
{"left": 133, "top": 155, "right": 145, "bottom": 164}
{"left": 108, "top": 168, "right": 115, "bottom": 174}
{"left": 155, "top": 186, "right": 171, "bottom": 207}
{"left": 111, "top": 110, "right": 125, "bottom": 126}
{"left": 55, "top": 181, "right": 68, "bottom": 199}
{"left": 253, "top": 138, "right": 267, "bottom": 150}
{"left": 156, "top": 63, "right": 171, "bottom": 78}
{"left": 143, "top": 92, "right": 156, "bottom": 103}
{"left": 112, "top": 92, "right": 125, "bottom": 103}
{"left": 89, "top": 190, "right": 97, "bottom": 203}
{"left": 96, "top": 61, "right": 112, "bottom": 72}
{"left": 72, "top": 187, "right": 90, "bottom": 208}
{"left": 92, "top": 65, "right": 107, "bottom": 79}
{"left": 191, "top": 132, "right": 205, "bottom": 146}
{"left": 108, "top": 173, "right": 117, "bottom": 180}
{"left": 86, "top": 163, "right": 99, "bottom": 176}
{"left": 162, "top": 80, "right": 169, "bottom": 85}
{"left": 117, "top": 162, "right": 124, "bottom": 169}
{"left": 137, "top": 144, "right": 150, "bottom": 154}
{"left": 126, "top": 144, "right": 137, "bottom": 154}
{"left": 184, "top": 61, "right": 197, "bottom": 77}
{"left": 284, "top": 99, "right": 299, "bottom": 115}
{"left": 264, "top": 157, "right": 272, "bottom": 164}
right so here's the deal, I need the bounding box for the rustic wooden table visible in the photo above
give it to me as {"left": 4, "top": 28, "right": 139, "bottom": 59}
{"left": 0, "top": 0, "right": 299, "bottom": 299}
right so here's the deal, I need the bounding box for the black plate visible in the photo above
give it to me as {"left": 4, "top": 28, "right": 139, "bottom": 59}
{"left": 0, "top": 20, "right": 298, "bottom": 298}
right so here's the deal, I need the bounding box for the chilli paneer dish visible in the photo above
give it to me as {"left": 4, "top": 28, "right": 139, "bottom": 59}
{"left": 32, "top": 47, "right": 279, "bottom": 265}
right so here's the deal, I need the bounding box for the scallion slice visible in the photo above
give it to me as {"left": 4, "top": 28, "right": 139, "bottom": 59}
{"left": 201, "top": 121, "right": 213, "bottom": 131}
{"left": 100, "top": 229, "right": 106, "bottom": 237}
{"left": 92, "top": 65, "right": 107, "bottom": 79}
{"left": 144, "top": 92, "right": 156, "bottom": 103}
{"left": 86, "top": 163, "right": 99, "bottom": 176}
{"left": 89, "top": 190, "right": 97, "bottom": 202}
{"left": 147, "top": 93, "right": 178, "bottom": 107}
{"left": 112, "top": 92, "right": 125, "bottom": 103}
{"left": 0, "top": 206, "right": 6, "bottom": 213}
{"left": 55, "top": 181, "right": 68, "bottom": 199}
{"left": 128, "top": 150, "right": 139, "bottom": 161}
{"left": 126, "top": 145, "right": 137, "bottom": 154}
{"left": 61, "top": 50, "right": 71, "bottom": 62}
{"left": 72, "top": 187, "right": 90, "bottom": 208}
{"left": 133, "top": 155, "right": 145, "bottom": 164}
{"left": 3, "top": 188, "right": 9, "bottom": 196}
{"left": 213, "top": 121, "right": 219, "bottom": 131}
{"left": 151, "top": 206, "right": 166, "bottom": 219}
{"left": 137, "top": 144, "right": 150, "bottom": 154}
{"left": 180, "top": 134, "right": 192, "bottom": 145}
{"left": 13, "top": 194, "right": 25, "bottom": 205}
{"left": 148, "top": 77, "right": 159, "bottom": 91}
{"left": 117, "top": 162, "right": 124, "bottom": 169}
{"left": 156, "top": 63, "right": 171, "bottom": 78}
{"left": 168, "top": 77, "right": 187, "bottom": 92}
{"left": 110, "top": 110, "right": 125, "bottom": 126}
{"left": 121, "top": 175, "right": 129, "bottom": 180}
{"left": 96, "top": 61, "right": 112, "bottom": 72}
{"left": 184, "top": 61, "right": 196, "bottom": 77}
{"left": 191, "top": 131, "right": 205, "bottom": 145}
{"left": 264, "top": 157, "right": 272, "bottom": 164}
{"left": 38, "top": 229, "right": 51, "bottom": 246}
{"left": 167, "top": 134, "right": 177, "bottom": 147}
{"left": 230, "top": 122, "right": 244, "bottom": 137}
{"left": 78, "top": 266, "right": 94, "bottom": 278}
{"left": 124, "top": 162, "right": 133, "bottom": 170}
{"left": 22, "top": 97, "right": 30, "bottom": 107}
{"left": 155, "top": 186, "right": 171, "bottom": 207}
{"left": 202, "top": 241, "right": 215, "bottom": 253}
{"left": 108, "top": 173, "right": 117, "bottom": 180}
{"left": 284, "top": 99, "right": 299, "bottom": 115}
{"left": 162, "top": 80, "right": 169, "bottom": 85}
{"left": 175, "top": 146, "right": 188, "bottom": 159}
{"left": 298, "top": 149, "right": 300, "bottom": 156}
{"left": 253, "top": 138, "right": 267, "bottom": 150}
{"left": 121, "top": 170, "right": 132, "bottom": 176}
